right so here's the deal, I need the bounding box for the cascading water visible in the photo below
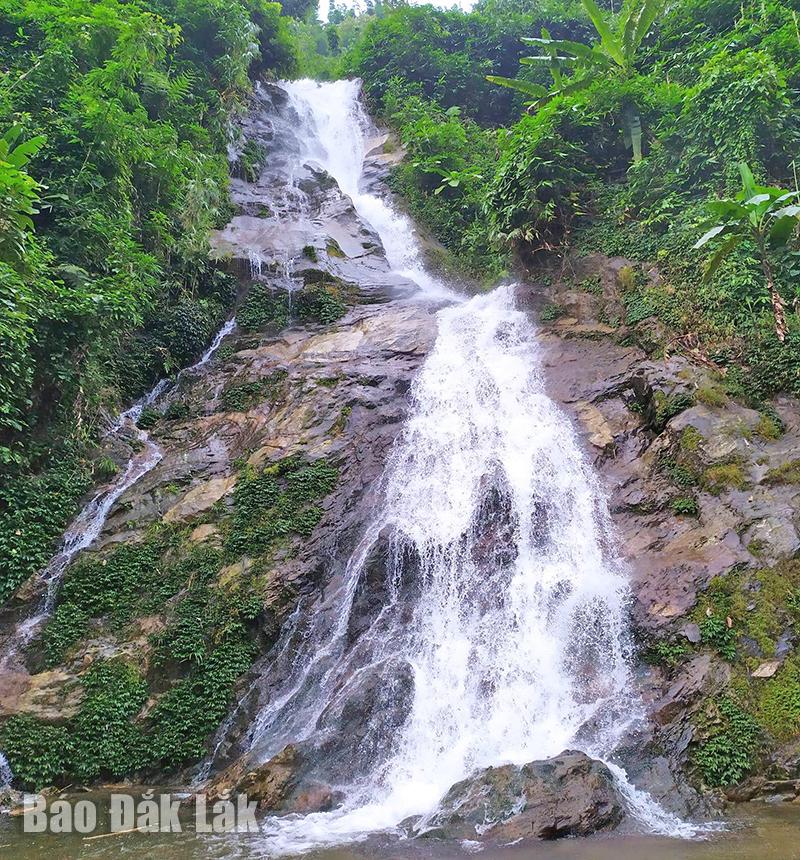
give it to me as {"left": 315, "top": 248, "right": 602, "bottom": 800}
{"left": 228, "top": 80, "right": 698, "bottom": 852}
{"left": 0, "top": 316, "right": 236, "bottom": 790}
{"left": 284, "top": 79, "right": 456, "bottom": 302}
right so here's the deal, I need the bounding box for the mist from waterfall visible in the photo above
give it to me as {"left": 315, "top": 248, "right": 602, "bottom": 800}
{"left": 235, "top": 80, "right": 696, "bottom": 852}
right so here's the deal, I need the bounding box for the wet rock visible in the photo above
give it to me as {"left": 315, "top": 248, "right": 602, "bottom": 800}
{"left": 0, "top": 668, "right": 84, "bottom": 721}
{"left": 162, "top": 475, "right": 237, "bottom": 523}
{"left": 421, "top": 751, "right": 625, "bottom": 842}
{"left": 204, "top": 745, "right": 342, "bottom": 813}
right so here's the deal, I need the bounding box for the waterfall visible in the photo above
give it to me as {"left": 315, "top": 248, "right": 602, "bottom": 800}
{"left": 229, "top": 80, "right": 697, "bottom": 852}
{"left": 283, "top": 79, "right": 456, "bottom": 302}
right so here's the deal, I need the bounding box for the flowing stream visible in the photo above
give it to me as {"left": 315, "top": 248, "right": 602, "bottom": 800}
{"left": 222, "top": 80, "right": 698, "bottom": 853}
{"left": 0, "top": 318, "right": 236, "bottom": 789}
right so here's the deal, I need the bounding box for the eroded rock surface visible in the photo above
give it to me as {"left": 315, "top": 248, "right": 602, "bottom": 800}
{"left": 420, "top": 751, "right": 625, "bottom": 842}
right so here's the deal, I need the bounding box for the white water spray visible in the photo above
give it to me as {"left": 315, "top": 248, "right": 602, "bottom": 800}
{"left": 232, "top": 81, "right": 698, "bottom": 852}
{"left": 283, "top": 79, "right": 456, "bottom": 302}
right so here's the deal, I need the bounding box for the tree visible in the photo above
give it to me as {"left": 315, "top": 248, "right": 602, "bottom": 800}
{"left": 487, "top": 0, "right": 667, "bottom": 161}
{"left": 694, "top": 163, "right": 800, "bottom": 342}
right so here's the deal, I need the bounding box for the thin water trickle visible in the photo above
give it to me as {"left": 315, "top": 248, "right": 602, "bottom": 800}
{"left": 0, "top": 316, "right": 236, "bottom": 789}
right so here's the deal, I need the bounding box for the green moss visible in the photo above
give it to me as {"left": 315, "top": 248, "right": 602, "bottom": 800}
{"left": 220, "top": 370, "right": 288, "bottom": 413}
{"left": 764, "top": 459, "right": 800, "bottom": 485}
{"left": 692, "top": 697, "right": 761, "bottom": 787}
{"left": 302, "top": 245, "right": 318, "bottom": 262}
{"left": 680, "top": 425, "right": 703, "bottom": 452}
{"left": 332, "top": 405, "right": 352, "bottom": 436}
{"left": 617, "top": 265, "right": 639, "bottom": 293}
{"left": 694, "top": 563, "right": 800, "bottom": 662}
{"left": 703, "top": 462, "right": 747, "bottom": 494}
{"left": 755, "top": 413, "right": 782, "bottom": 440}
{"left": 326, "top": 239, "right": 345, "bottom": 258}
{"left": 695, "top": 384, "right": 728, "bottom": 408}
{"left": 650, "top": 391, "right": 694, "bottom": 432}
{"left": 756, "top": 656, "right": 800, "bottom": 742}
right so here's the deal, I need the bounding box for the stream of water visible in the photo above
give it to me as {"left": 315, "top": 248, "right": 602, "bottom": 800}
{"left": 0, "top": 318, "right": 237, "bottom": 788}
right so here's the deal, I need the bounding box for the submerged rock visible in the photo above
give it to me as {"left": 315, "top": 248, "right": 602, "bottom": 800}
{"left": 420, "top": 751, "right": 625, "bottom": 842}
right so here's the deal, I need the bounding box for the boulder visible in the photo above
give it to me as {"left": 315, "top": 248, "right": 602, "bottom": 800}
{"left": 421, "top": 751, "right": 625, "bottom": 842}
{"left": 204, "top": 745, "right": 341, "bottom": 814}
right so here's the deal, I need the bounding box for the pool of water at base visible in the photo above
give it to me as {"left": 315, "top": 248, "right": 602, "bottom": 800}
{"left": 2, "top": 803, "right": 800, "bottom": 859}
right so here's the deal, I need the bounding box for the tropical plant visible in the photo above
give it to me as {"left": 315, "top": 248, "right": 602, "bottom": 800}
{"left": 487, "top": 0, "right": 668, "bottom": 161}
{"left": 0, "top": 127, "right": 46, "bottom": 264}
{"left": 694, "top": 163, "right": 800, "bottom": 342}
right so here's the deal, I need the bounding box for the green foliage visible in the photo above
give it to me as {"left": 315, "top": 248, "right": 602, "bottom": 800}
{"left": 660, "top": 455, "right": 699, "bottom": 488}
{"left": 340, "top": 0, "right": 800, "bottom": 386}
{"left": 225, "top": 456, "right": 338, "bottom": 558}
{"left": 0, "top": 716, "right": 72, "bottom": 790}
{"left": 695, "top": 163, "right": 800, "bottom": 341}
{"left": 69, "top": 661, "right": 148, "bottom": 782}
{"left": 6, "top": 451, "right": 340, "bottom": 786}
{"left": 650, "top": 390, "right": 694, "bottom": 432}
{"left": 489, "top": 0, "right": 668, "bottom": 163}
{"left": 43, "top": 527, "right": 184, "bottom": 664}
{"left": 693, "top": 697, "right": 761, "bottom": 787}
{"left": 764, "top": 458, "right": 800, "bottom": 485}
{"left": 0, "top": 450, "right": 92, "bottom": 603}
{"left": 296, "top": 284, "right": 347, "bottom": 324}
{"left": 645, "top": 638, "right": 690, "bottom": 667}
{"left": 539, "top": 302, "right": 566, "bottom": 322}
{"left": 344, "top": 2, "right": 594, "bottom": 125}
{"left": 0, "top": 126, "right": 46, "bottom": 263}
{"left": 237, "top": 281, "right": 347, "bottom": 332}
{"left": 237, "top": 283, "right": 292, "bottom": 331}
{"left": 699, "top": 614, "right": 737, "bottom": 661}
{"left": 670, "top": 496, "right": 699, "bottom": 516}
{"left": 0, "top": 0, "right": 298, "bottom": 594}
{"left": 382, "top": 80, "right": 504, "bottom": 276}
{"left": 220, "top": 370, "right": 288, "bottom": 412}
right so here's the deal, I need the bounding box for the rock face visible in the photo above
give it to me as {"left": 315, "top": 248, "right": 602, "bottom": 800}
{"left": 0, "top": 82, "right": 438, "bottom": 783}
{"left": 421, "top": 752, "right": 625, "bottom": 842}
{"left": 205, "top": 745, "right": 342, "bottom": 814}
{"left": 526, "top": 253, "right": 800, "bottom": 806}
